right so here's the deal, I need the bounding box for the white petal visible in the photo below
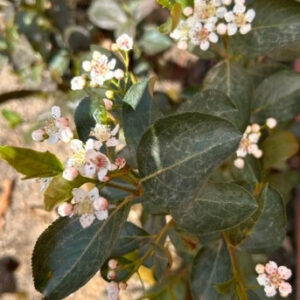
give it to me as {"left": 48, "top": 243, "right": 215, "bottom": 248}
{"left": 108, "top": 58, "right": 117, "bottom": 70}
{"left": 233, "top": 4, "right": 246, "bottom": 14}
{"left": 88, "top": 187, "right": 99, "bottom": 201}
{"left": 59, "top": 127, "right": 73, "bottom": 143}
{"left": 240, "top": 24, "right": 252, "bottom": 35}
{"left": 216, "top": 7, "right": 227, "bottom": 18}
{"left": 224, "top": 11, "right": 234, "bottom": 22}
{"left": 47, "top": 133, "right": 59, "bottom": 145}
{"left": 85, "top": 138, "right": 95, "bottom": 151}
{"left": 246, "top": 9, "right": 256, "bottom": 22}
{"left": 72, "top": 188, "right": 86, "bottom": 203}
{"left": 209, "top": 32, "right": 219, "bottom": 43}
{"left": 95, "top": 210, "right": 108, "bottom": 221}
{"left": 106, "top": 137, "right": 119, "bottom": 147}
{"left": 51, "top": 106, "right": 61, "bottom": 119}
{"left": 82, "top": 60, "right": 91, "bottom": 72}
{"left": 227, "top": 23, "right": 238, "bottom": 36}
{"left": 70, "top": 139, "right": 84, "bottom": 152}
{"left": 200, "top": 41, "right": 210, "bottom": 51}
{"left": 84, "top": 161, "right": 97, "bottom": 177}
{"left": 204, "top": 22, "right": 215, "bottom": 31}
{"left": 79, "top": 214, "right": 95, "bottom": 228}
{"left": 111, "top": 124, "right": 120, "bottom": 136}
{"left": 98, "top": 168, "right": 108, "bottom": 181}
{"left": 92, "top": 51, "right": 101, "bottom": 60}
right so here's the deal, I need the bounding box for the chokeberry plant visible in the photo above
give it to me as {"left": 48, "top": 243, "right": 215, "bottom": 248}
{"left": 1, "top": 0, "right": 300, "bottom": 299}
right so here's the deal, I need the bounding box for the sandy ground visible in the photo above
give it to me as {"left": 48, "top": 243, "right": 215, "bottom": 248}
{"left": 0, "top": 65, "right": 143, "bottom": 300}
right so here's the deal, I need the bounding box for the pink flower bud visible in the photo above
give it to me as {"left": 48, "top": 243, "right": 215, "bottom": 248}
{"left": 114, "top": 69, "right": 125, "bottom": 80}
{"left": 108, "top": 259, "right": 118, "bottom": 270}
{"left": 103, "top": 98, "right": 113, "bottom": 111}
{"left": 119, "top": 282, "right": 127, "bottom": 290}
{"left": 183, "top": 6, "right": 193, "bottom": 16}
{"left": 58, "top": 202, "right": 73, "bottom": 217}
{"left": 94, "top": 197, "right": 109, "bottom": 211}
{"left": 32, "top": 129, "right": 46, "bottom": 142}
{"left": 63, "top": 167, "right": 79, "bottom": 181}
{"left": 255, "top": 264, "right": 265, "bottom": 274}
{"left": 107, "top": 270, "right": 117, "bottom": 280}
{"left": 177, "top": 40, "right": 188, "bottom": 50}
{"left": 278, "top": 266, "right": 292, "bottom": 280}
{"left": 115, "top": 157, "right": 126, "bottom": 169}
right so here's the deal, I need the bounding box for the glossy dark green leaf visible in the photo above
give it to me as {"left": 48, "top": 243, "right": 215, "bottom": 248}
{"left": 88, "top": 0, "right": 128, "bottom": 30}
{"left": 0, "top": 146, "right": 64, "bottom": 179}
{"left": 191, "top": 240, "right": 233, "bottom": 300}
{"left": 178, "top": 89, "right": 238, "bottom": 127}
{"left": 241, "top": 186, "right": 286, "bottom": 253}
{"left": 32, "top": 205, "right": 129, "bottom": 300}
{"left": 261, "top": 131, "right": 299, "bottom": 170}
{"left": 231, "top": 0, "right": 300, "bottom": 57}
{"left": 111, "top": 222, "right": 151, "bottom": 257}
{"left": 171, "top": 183, "right": 257, "bottom": 234}
{"left": 137, "top": 113, "right": 242, "bottom": 210}
{"left": 74, "top": 97, "right": 96, "bottom": 142}
{"left": 203, "top": 61, "right": 252, "bottom": 131}
{"left": 252, "top": 71, "right": 300, "bottom": 123}
{"left": 152, "top": 244, "right": 171, "bottom": 280}
{"left": 44, "top": 175, "right": 90, "bottom": 211}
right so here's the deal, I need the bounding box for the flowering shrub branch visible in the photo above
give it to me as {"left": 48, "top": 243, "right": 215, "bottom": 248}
{"left": 1, "top": 0, "right": 300, "bottom": 299}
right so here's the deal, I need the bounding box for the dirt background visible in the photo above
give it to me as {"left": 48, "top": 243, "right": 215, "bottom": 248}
{"left": 0, "top": 64, "right": 144, "bottom": 300}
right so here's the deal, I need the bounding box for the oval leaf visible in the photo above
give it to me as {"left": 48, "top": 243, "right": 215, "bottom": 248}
{"left": 32, "top": 205, "right": 129, "bottom": 299}
{"left": 137, "top": 113, "right": 242, "bottom": 210}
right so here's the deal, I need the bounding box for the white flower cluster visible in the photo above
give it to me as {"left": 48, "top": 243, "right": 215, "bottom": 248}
{"left": 256, "top": 261, "right": 292, "bottom": 298}
{"left": 234, "top": 118, "right": 277, "bottom": 169}
{"left": 106, "top": 259, "right": 127, "bottom": 300}
{"left": 31, "top": 106, "right": 73, "bottom": 144}
{"left": 57, "top": 187, "right": 109, "bottom": 228}
{"left": 62, "top": 123, "right": 126, "bottom": 182}
{"left": 170, "top": 0, "right": 255, "bottom": 51}
{"left": 70, "top": 34, "right": 133, "bottom": 90}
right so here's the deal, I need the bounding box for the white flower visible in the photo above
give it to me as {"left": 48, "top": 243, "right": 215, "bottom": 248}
{"left": 107, "top": 281, "right": 119, "bottom": 300}
{"left": 89, "top": 52, "right": 117, "bottom": 87}
{"left": 189, "top": 22, "right": 218, "bottom": 51}
{"left": 170, "top": 20, "right": 191, "bottom": 42}
{"left": 266, "top": 118, "right": 277, "bottom": 129}
{"left": 71, "top": 76, "right": 86, "bottom": 90}
{"left": 91, "top": 124, "right": 120, "bottom": 147}
{"left": 116, "top": 34, "right": 133, "bottom": 51}
{"left": 194, "top": 0, "right": 227, "bottom": 23}
{"left": 224, "top": 7, "right": 255, "bottom": 35}
{"left": 234, "top": 158, "right": 244, "bottom": 169}
{"left": 32, "top": 106, "right": 73, "bottom": 145}
{"left": 72, "top": 187, "right": 109, "bottom": 228}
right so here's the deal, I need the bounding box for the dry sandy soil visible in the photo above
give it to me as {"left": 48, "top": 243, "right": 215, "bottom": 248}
{"left": 0, "top": 65, "right": 144, "bottom": 300}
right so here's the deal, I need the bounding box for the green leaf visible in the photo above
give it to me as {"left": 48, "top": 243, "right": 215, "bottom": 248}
{"left": 231, "top": 0, "right": 300, "bottom": 57}
{"left": 123, "top": 78, "right": 162, "bottom": 166}
{"left": 0, "top": 146, "right": 64, "bottom": 179}
{"left": 137, "top": 113, "right": 242, "bottom": 210}
{"left": 111, "top": 222, "right": 151, "bottom": 257}
{"left": 241, "top": 186, "right": 286, "bottom": 253}
{"left": 32, "top": 205, "right": 129, "bottom": 300}
{"left": 203, "top": 61, "right": 252, "bottom": 131}
{"left": 261, "top": 131, "right": 299, "bottom": 170}
{"left": 156, "top": 0, "right": 175, "bottom": 9}
{"left": 252, "top": 71, "right": 300, "bottom": 123}
{"left": 44, "top": 175, "right": 90, "bottom": 211}
{"left": 1, "top": 109, "right": 23, "bottom": 128}
{"left": 190, "top": 240, "right": 233, "bottom": 300}
{"left": 74, "top": 97, "right": 96, "bottom": 142}
{"left": 171, "top": 183, "right": 257, "bottom": 234}
{"left": 139, "top": 26, "right": 172, "bottom": 55}
{"left": 88, "top": 0, "right": 128, "bottom": 31}
{"left": 178, "top": 89, "right": 238, "bottom": 127}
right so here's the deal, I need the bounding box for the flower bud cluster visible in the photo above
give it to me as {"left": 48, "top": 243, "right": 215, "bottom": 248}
{"left": 234, "top": 118, "right": 277, "bottom": 169}
{"left": 70, "top": 34, "right": 133, "bottom": 91}
{"left": 31, "top": 106, "right": 73, "bottom": 144}
{"left": 256, "top": 261, "right": 292, "bottom": 298}
{"left": 170, "top": 0, "right": 256, "bottom": 51}
{"left": 57, "top": 187, "right": 109, "bottom": 228}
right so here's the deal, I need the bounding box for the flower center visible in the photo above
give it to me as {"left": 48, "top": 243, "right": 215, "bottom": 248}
{"left": 76, "top": 198, "right": 94, "bottom": 215}
{"left": 69, "top": 149, "right": 86, "bottom": 167}
{"left": 44, "top": 118, "right": 58, "bottom": 135}
{"left": 196, "top": 28, "right": 210, "bottom": 41}
{"left": 92, "top": 60, "right": 109, "bottom": 76}
{"left": 235, "top": 13, "right": 246, "bottom": 26}
{"left": 95, "top": 155, "right": 108, "bottom": 168}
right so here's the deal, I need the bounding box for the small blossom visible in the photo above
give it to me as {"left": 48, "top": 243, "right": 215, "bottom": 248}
{"left": 107, "top": 281, "right": 119, "bottom": 300}
{"left": 116, "top": 34, "right": 133, "bottom": 51}
{"left": 194, "top": 0, "right": 227, "bottom": 23}
{"left": 183, "top": 6, "right": 194, "bottom": 16}
{"left": 57, "top": 202, "right": 73, "bottom": 217}
{"left": 90, "top": 124, "right": 120, "bottom": 147}
{"left": 71, "top": 76, "right": 86, "bottom": 90}
{"left": 256, "top": 261, "right": 292, "bottom": 298}
{"left": 32, "top": 106, "right": 73, "bottom": 145}
{"left": 217, "top": 22, "right": 227, "bottom": 35}
{"left": 114, "top": 69, "right": 125, "bottom": 80}
{"left": 266, "top": 118, "right": 277, "bottom": 129}
{"left": 108, "top": 259, "right": 118, "bottom": 270}
{"left": 72, "top": 187, "right": 109, "bottom": 228}
{"left": 234, "top": 158, "right": 244, "bottom": 169}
